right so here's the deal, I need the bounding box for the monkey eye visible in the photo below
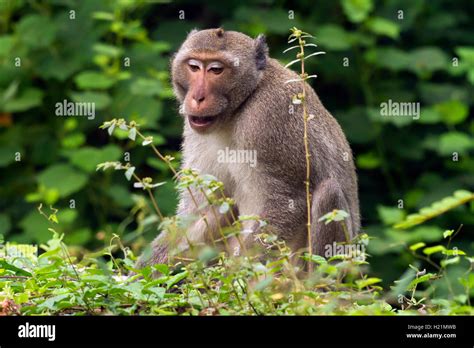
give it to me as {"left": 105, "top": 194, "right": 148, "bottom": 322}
{"left": 207, "top": 62, "right": 224, "bottom": 75}
{"left": 188, "top": 59, "right": 201, "bottom": 72}
{"left": 208, "top": 67, "right": 224, "bottom": 75}
{"left": 188, "top": 63, "right": 200, "bottom": 72}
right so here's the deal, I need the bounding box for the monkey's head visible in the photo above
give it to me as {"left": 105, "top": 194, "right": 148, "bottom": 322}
{"left": 171, "top": 28, "right": 268, "bottom": 132}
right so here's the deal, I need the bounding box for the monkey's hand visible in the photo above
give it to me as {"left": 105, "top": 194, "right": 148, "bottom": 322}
{"left": 135, "top": 233, "right": 169, "bottom": 269}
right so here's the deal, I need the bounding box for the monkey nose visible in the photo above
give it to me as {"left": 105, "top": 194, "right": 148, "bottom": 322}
{"left": 191, "top": 96, "right": 205, "bottom": 109}
{"left": 192, "top": 95, "right": 205, "bottom": 104}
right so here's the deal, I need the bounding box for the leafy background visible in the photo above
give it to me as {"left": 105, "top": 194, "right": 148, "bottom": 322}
{"left": 0, "top": 0, "right": 473, "bottom": 296}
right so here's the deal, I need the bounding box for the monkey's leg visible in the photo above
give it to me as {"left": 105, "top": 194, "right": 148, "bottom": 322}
{"left": 311, "top": 178, "right": 354, "bottom": 257}
{"left": 229, "top": 184, "right": 308, "bottom": 256}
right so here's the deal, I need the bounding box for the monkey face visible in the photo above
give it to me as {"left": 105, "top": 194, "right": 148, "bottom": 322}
{"left": 171, "top": 29, "right": 269, "bottom": 133}
{"left": 180, "top": 56, "right": 231, "bottom": 132}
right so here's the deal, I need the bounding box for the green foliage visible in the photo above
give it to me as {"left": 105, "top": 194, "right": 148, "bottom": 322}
{"left": 341, "top": 0, "right": 374, "bottom": 23}
{"left": 0, "top": 0, "right": 473, "bottom": 315}
{"left": 394, "top": 190, "right": 474, "bottom": 229}
{"left": 1, "top": 214, "right": 471, "bottom": 315}
{"left": 0, "top": 0, "right": 175, "bottom": 246}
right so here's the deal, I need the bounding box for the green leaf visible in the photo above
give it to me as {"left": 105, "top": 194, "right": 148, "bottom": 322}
{"left": 386, "top": 226, "right": 444, "bottom": 244}
{"left": 366, "top": 17, "right": 400, "bottom": 39}
{"left": 93, "top": 43, "right": 123, "bottom": 58}
{"left": 37, "top": 164, "right": 88, "bottom": 197}
{"left": 233, "top": 8, "right": 293, "bottom": 35}
{"left": 166, "top": 271, "right": 188, "bottom": 289}
{"left": 367, "top": 48, "right": 411, "bottom": 71}
{"left": 442, "top": 249, "right": 465, "bottom": 256}
{"left": 377, "top": 206, "right": 405, "bottom": 225}
{"left": 0, "top": 35, "right": 14, "bottom": 57}
{"left": 443, "top": 229, "right": 455, "bottom": 239}
{"left": 316, "top": 25, "right": 352, "bottom": 51}
{"left": 434, "top": 100, "right": 469, "bottom": 126}
{"left": 105, "top": 185, "right": 134, "bottom": 208}
{"left": 356, "top": 152, "right": 380, "bottom": 169}
{"left": 0, "top": 145, "right": 19, "bottom": 167}
{"left": 356, "top": 277, "right": 382, "bottom": 289}
{"left": 390, "top": 267, "right": 416, "bottom": 296}
{"left": 49, "top": 214, "right": 58, "bottom": 224}
{"left": 143, "top": 286, "right": 166, "bottom": 300}
{"left": 92, "top": 11, "right": 115, "bottom": 21}
{"left": 111, "top": 93, "right": 163, "bottom": 124}
{"left": 418, "top": 107, "right": 442, "bottom": 124}
{"left": 0, "top": 260, "right": 32, "bottom": 277}
{"left": 458, "top": 274, "right": 474, "bottom": 289}
{"left": 341, "top": 0, "right": 374, "bottom": 23}
{"left": 441, "top": 256, "right": 460, "bottom": 268}
{"left": 407, "top": 273, "right": 436, "bottom": 290}
{"left": 456, "top": 47, "right": 474, "bottom": 64}
{"left": 19, "top": 211, "right": 52, "bottom": 242}
{"left": 70, "top": 91, "right": 111, "bottom": 110}
{"left": 16, "top": 14, "right": 57, "bottom": 48}
{"left": 152, "top": 264, "right": 170, "bottom": 276}
{"left": 64, "top": 227, "right": 91, "bottom": 245}
{"left": 419, "top": 83, "right": 469, "bottom": 105}
{"left": 61, "top": 133, "right": 86, "bottom": 149}
{"left": 75, "top": 71, "right": 116, "bottom": 90}
{"left": 423, "top": 245, "right": 446, "bottom": 255}
{"left": 3, "top": 88, "right": 44, "bottom": 112}
{"left": 318, "top": 209, "right": 350, "bottom": 224}
{"left": 394, "top": 190, "right": 474, "bottom": 229}
{"left": 302, "top": 253, "right": 328, "bottom": 265}
{"left": 409, "top": 242, "right": 426, "bottom": 251}
{"left": 438, "top": 132, "right": 473, "bottom": 156}
{"left": 130, "top": 78, "right": 163, "bottom": 97}
{"left": 407, "top": 47, "right": 449, "bottom": 76}
{"left": 67, "top": 145, "right": 122, "bottom": 173}
{"left": 37, "top": 294, "right": 70, "bottom": 311}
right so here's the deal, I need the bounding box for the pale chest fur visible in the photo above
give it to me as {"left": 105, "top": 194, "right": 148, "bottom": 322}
{"left": 182, "top": 129, "right": 264, "bottom": 216}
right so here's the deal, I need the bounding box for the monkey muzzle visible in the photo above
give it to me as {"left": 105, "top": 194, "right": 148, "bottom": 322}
{"left": 188, "top": 115, "right": 217, "bottom": 131}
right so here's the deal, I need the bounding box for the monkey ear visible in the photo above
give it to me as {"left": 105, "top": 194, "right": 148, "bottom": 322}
{"left": 186, "top": 29, "right": 198, "bottom": 39}
{"left": 254, "top": 34, "right": 268, "bottom": 70}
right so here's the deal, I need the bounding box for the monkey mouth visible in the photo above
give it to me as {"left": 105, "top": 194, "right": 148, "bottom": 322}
{"left": 188, "top": 115, "right": 217, "bottom": 130}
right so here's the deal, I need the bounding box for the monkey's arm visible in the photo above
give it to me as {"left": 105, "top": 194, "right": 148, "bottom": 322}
{"left": 136, "top": 232, "right": 169, "bottom": 268}
{"left": 136, "top": 188, "right": 231, "bottom": 267}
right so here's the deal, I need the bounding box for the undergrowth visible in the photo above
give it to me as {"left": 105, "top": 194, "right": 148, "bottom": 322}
{"left": 0, "top": 117, "right": 472, "bottom": 316}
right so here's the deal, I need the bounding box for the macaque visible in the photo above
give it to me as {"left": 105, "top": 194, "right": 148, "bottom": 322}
{"left": 137, "top": 28, "right": 360, "bottom": 268}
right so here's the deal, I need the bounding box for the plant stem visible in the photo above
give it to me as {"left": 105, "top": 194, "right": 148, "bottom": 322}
{"left": 297, "top": 34, "right": 313, "bottom": 273}
{"left": 135, "top": 128, "right": 216, "bottom": 249}
{"left": 130, "top": 172, "right": 164, "bottom": 221}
